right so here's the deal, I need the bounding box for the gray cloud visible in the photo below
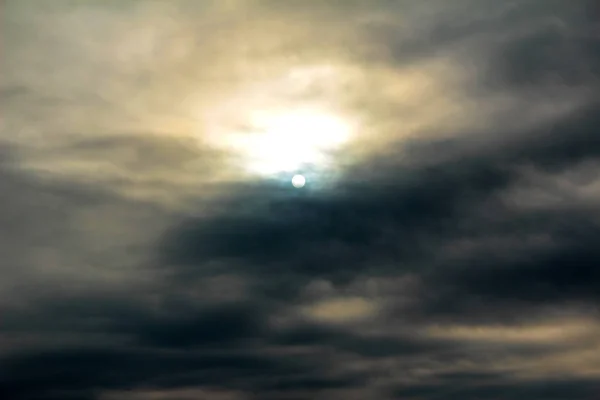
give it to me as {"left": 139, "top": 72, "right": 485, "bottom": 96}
{"left": 2, "top": 1, "right": 600, "bottom": 399}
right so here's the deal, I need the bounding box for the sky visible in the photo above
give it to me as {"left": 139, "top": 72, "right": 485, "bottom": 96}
{"left": 1, "top": 1, "right": 600, "bottom": 399}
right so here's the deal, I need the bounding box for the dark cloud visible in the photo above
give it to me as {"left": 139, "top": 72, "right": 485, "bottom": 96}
{"left": 0, "top": 347, "right": 298, "bottom": 399}
{"left": 271, "top": 321, "right": 452, "bottom": 359}
{"left": 161, "top": 149, "right": 513, "bottom": 285}
{"left": 490, "top": 22, "right": 598, "bottom": 88}
{"left": 162, "top": 100, "right": 600, "bottom": 293}
{"left": 2, "top": 1, "right": 600, "bottom": 399}
{"left": 393, "top": 377, "right": 600, "bottom": 400}
{"left": 435, "top": 211, "right": 600, "bottom": 300}
{"left": 132, "top": 302, "right": 270, "bottom": 349}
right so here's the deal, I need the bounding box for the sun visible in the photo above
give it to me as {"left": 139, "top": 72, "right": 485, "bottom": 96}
{"left": 227, "top": 108, "right": 352, "bottom": 175}
{"left": 292, "top": 174, "right": 306, "bottom": 188}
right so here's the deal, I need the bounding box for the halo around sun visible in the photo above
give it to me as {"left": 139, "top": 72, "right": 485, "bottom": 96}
{"left": 239, "top": 109, "right": 351, "bottom": 175}
{"left": 207, "top": 106, "right": 353, "bottom": 178}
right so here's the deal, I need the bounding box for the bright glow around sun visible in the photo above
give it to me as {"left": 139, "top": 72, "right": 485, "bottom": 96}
{"left": 292, "top": 174, "right": 306, "bottom": 188}
{"left": 228, "top": 108, "right": 352, "bottom": 175}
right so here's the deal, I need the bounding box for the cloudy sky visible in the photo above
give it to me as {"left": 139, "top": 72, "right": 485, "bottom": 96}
{"left": 2, "top": 1, "right": 600, "bottom": 399}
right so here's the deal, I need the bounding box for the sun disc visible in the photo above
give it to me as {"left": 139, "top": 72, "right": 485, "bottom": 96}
{"left": 292, "top": 174, "right": 306, "bottom": 188}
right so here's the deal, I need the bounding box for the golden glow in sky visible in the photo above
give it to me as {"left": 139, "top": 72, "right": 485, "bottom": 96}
{"left": 227, "top": 108, "right": 352, "bottom": 175}
{"left": 198, "top": 62, "right": 358, "bottom": 181}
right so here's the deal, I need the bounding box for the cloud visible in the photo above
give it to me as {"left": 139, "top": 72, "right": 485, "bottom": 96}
{"left": 100, "top": 388, "right": 246, "bottom": 400}
{"left": 393, "top": 378, "right": 600, "bottom": 400}
{"left": 301, "top": 297, "right": 379, "bottom": 323}
{"left": 2, "top": 0, "right": 600, "bottom": 399}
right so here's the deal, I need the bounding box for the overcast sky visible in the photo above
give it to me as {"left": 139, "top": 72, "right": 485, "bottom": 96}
{"left": 2, "top": 1, "right": 600, "bottom": 399}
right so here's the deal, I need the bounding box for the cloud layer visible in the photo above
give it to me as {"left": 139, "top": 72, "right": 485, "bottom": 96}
{"left": 2, "top": 1, "right": 600, "bottom": 399}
